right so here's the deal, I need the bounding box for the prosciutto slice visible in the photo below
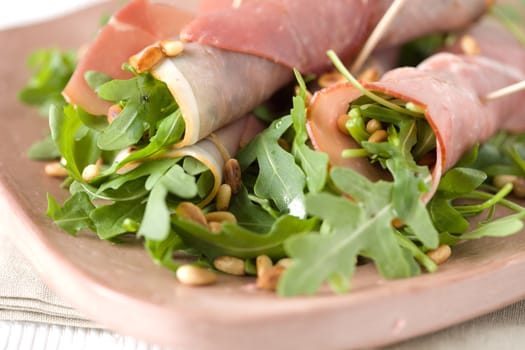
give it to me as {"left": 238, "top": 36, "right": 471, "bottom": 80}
{"left": 307, "top": 14, "right": 525, "bottom": 201}
{"left": 64, "top": 0, "right": 490, "bottom": 147}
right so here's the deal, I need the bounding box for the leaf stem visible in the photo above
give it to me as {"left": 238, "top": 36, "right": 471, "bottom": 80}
{"left": 454, "top": 183, "right": 518, "bottom": 214}
{"left": 395, "top": 232, "right": 437, "bottom": 273}
{"left": 327, "top": 50, "right": 422, "bottom": 118}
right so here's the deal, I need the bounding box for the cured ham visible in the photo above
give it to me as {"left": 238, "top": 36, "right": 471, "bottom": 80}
{"left": 63, "top": 0, "right": 196, "bottom": 115}
{"left": 307, "top": 14, "right": 525, "bottom": 201}
{"left": 64, "top": 0, "right": 490, "bottom": 147}
{"left": 183, "top": 0, "right": 489, "bottom": 73}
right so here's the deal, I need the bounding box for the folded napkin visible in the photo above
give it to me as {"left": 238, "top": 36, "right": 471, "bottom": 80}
{"left": 0, "top": 229, "right": 98, "bottom": 328}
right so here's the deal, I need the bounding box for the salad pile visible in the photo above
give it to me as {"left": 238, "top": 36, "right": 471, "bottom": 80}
{"left": 19, "top": 5, "right": 525, "bottom": 296}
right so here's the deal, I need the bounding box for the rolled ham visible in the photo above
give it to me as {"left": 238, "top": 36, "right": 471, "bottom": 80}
{"left": 64, "top": 0, "right": 490, "bottom": 148}
{"left": 161, "top": 114, "right": 264, "bottom": 206}
{"left": 307, "top": 13, "right": 525, "bottom": 201}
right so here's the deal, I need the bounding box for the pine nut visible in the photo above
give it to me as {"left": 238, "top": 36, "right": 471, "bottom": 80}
{"left": 224, "top": 158, "right": 242, "bottom": 194}
{"left": 213, "top": 256, "right": 245, "bottom": 276}
{"left": 158, "top": 40, "right": 184, "bottom": 57}
{"left": 176, "top": 264, "right": 217, "bottom": 286}
{"left": 460, "top": 35, "right": 480, "bottom": 56}
{"left": 294, "top": 85, "right": 312, "bottom": 106}
{"left": 215, "top": 184, "right": 232, "bottom": 211}
{"left": 205, "top": 211, "right": 237, "bottom": 224}
{"left": 44, "top": 161, "right": 68, "bottom": 177}
{"left": 493, "top": 175, "right": 518, "bottom": 189}
{"left": 337, "top": 114, "right": 350, "bottom": 135}
{"left": 208, "top": 221, "right": 223, "bottom": 234}
{"left": 368, "top": 129, "right": 388, "bottom": 143}
{"left": 426, "top": 244, "right": 452, "bottom": 265}
{"left": 107, "top": 104, "right": 122, "bottom": 124}
{"left": 256, "top": 255, "right": 273, "bottom": 277}
{"left": 276, "top": 258, "right": 293, "bottom": 269}
{"left": 129, "top": 45, "right": 164, "bottom": 73}
{"left": 391, "top": 218, "right": 405, "bottom": 229}
{"left": 365, "top": 119, "right": 382, "bottom": 134}
{"left": 358, "top": 66, "right": 379, "bottom": 82}
{"left": 82, "top": 163, "right": 100, "bottom": 182}
{"left": 318, "top": 71, "right": 345, "bottom": 88}
{"left": 256, "top": 265, "right": 285, "bottom": 291}
{"left": 512, "top": 177, "right": 525, "bottom": 197}
{"left": 176, "top": 202, "right": 207, "bottom": 227}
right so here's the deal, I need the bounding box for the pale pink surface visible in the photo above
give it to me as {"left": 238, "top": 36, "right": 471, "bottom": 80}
{"left": 3, "top": 3, "right": 525, "bottom": 349}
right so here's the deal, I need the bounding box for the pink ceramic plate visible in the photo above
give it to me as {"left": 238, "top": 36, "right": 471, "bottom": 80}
{"left": 2, "top": 3, "right": 525, "bottom": 349}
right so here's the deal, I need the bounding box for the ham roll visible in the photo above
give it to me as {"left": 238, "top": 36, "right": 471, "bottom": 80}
{"left": 64, "top": 0, "right": 490, "bottom": 148}
{"left": 307, "top": 14, "right": 525, "bottom": 201}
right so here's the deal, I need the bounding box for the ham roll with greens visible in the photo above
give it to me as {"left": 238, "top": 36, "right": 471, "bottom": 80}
{"left": 33, "top": 0, "right": 507, "bottom": 296}
{"left": 64, "top": 0, "right": 490, "bottom": 148}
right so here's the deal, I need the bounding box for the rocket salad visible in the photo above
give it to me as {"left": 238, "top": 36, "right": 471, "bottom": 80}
{"left": 19, "top": 49, "right": 525, "bottom": 296}
{"left": 20, "top": 5, "right": 525, "bottom": 296}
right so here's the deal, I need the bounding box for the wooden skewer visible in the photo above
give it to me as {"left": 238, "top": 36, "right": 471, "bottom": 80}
{"left": 350, "top": 0, "right": 407, "bottom": 74}
{"left": 484, "top": 80, "right": 525, "bottom": 101}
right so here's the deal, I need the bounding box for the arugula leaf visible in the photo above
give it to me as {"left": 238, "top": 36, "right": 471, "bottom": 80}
{"left": 460, "top": 213, "right": 525, "bottom": 239}
{"left": 98, "top": 158, "right": 179, "bottom": 192}
{"left": 228, "top": 187, "right": 276, "bottom": 233}
{"left": 236, "top": 116, "right": 306, "bottom": 216}
{"left": 436, "top": 168, "right": 487, "bottom": 198}
{"left": 114, "top": 109, "right": 185, "bottom": 169}
{"left": 291, "top": 70, "right": 329, "bottom": 193}
{"left": 89, "top": 199, "right": 146, "bottom": 240}
{"left": 27, "top": 134, "right": 60, "bottom": 160}
{"left": 138, "top": 164, "right": 199, "bottom": 241}
{"left": 96, "top": 72, "right": 178, "bottom": 150}
{"left": 46, "top": 192, "right": 95, "bottom": 234}
{"left": 49, "top": 103, "right": 102, "bottom": 182}
{"left": 19, "top": 49, "right": 76, "bottom": 113}
{"left": 145, "top": 233, "right": 187, "bottom": 272}
{"left": 279, "top": 167, "right": 422, "bottom": 296}
{"left": 172, "top": 215, "right": 317, "bottom": 260}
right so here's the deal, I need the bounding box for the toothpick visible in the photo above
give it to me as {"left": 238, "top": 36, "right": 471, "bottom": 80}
{"left": 232, "top": 0, "right": 242, "bottom": 8}
{"left": 484, "top": 80, "right": 525, "bottom": 101}
{"left": 350, "top": 0, "right": 406, "bottom": 74}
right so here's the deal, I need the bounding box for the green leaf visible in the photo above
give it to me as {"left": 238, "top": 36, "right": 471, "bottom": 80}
{"left": 85, "top": 70, "right": 112, "bottom": 91}
{"left": 137, "top": 162, "right": 199, "bottom": 241}
{"left": 428, "top": 197, "right": 470, "bottom": 234}
{"left": 279, "top": 167, "right": 418, "bottom": 296}
{"left": 27, "top": 134, "right": 60, "bottom": 160}
{"left": 19, "top": 48, "right": 76, "bottom": 113}
{"left": 96, "top": 73, "right": 178, "bottom": 150}
{"left": 158, "top": 164, "right": 198, "bottom": 199}
{"left": 49, "top": 104, "right": 83, "bottom": 180}
{"left": 145, "top": 233, "right": 186, "bottom": 272}
{"left": 172, "top": 215, "right": 317, "bottom": 260}
{"left": 461, "top": 214, "right": 525, "bottom": 239}
{"left": 228, "top": 187, "right": 276, "bottom": 233}
{"left": 90, "top": 199, "right": 146, "bottom": 240}
{"left": 115, "top": 110, "right": 185, "bottom": 169}
{"left": 98, "top": 158, "right": 178, "bottom": 192}
{"left": 237, "top": 116, "right": 306, "bottom": 216}
{"left": 290, "top": 85, "right": 329, "bottom": 193}
{"left": 77, "top": 106, "right": 108, "bottom": 131}
{"left": 46, "top": 192, "right": 95, "bottom": 234}
{"left": 437, "top": 168, "right": 487, "bottom": 198}
{"left": 138, "top": 183, "right": 170, "bottom": 240}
